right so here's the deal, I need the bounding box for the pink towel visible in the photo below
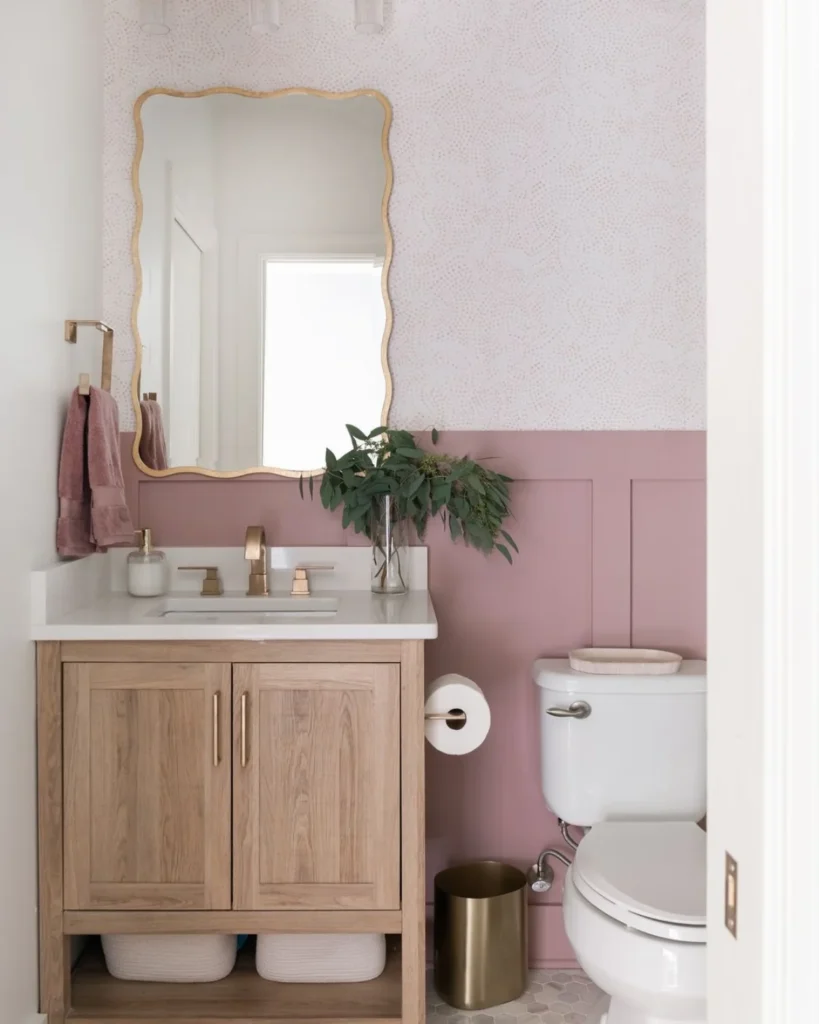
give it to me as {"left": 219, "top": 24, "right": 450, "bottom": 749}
{"left": 139, "top": 398, "right": 168, "bottom": 471}
{"left": 87, "top": 386, "right": 134, "bottom": 549}
{"left": 56, "top": 390, "right": 95, "bottom": 557}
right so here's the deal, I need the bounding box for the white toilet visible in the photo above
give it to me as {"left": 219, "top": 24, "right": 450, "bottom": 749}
{"left": 533, "top": 658, "right": 707, "bottom": 1024}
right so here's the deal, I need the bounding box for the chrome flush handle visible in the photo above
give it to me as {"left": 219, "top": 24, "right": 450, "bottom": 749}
{"left": 546, "top": 701, "right": 592, "bottom": 720}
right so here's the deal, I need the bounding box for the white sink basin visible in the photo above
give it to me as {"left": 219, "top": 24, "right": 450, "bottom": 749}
{"left": 153, "top": 595, "right": 339, "bottom": 620}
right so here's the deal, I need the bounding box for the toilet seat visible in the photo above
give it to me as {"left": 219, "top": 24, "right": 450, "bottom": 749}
{"left": 572, "top": 820, "right": 706, "bottom": 943}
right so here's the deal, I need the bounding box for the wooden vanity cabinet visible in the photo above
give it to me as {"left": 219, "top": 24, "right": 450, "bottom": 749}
{"left": 233, "top": 663, "right": 401, "bottom": 912}
{"left": 38, "top": 640, "right": 425, "bottom": 1024}
{"left": 63, "top": 662, "right": 232, "bottom": 912}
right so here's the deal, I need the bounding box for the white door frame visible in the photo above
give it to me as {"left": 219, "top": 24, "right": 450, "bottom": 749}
{"left": 708, "top": 0, "right": 819, "bottom": 1020}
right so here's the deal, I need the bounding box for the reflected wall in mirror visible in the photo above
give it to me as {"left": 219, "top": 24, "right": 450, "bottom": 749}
{"left": 131, "top": 87, "right": 393, "bottom": 477}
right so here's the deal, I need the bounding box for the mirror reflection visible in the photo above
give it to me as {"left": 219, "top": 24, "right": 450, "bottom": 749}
{"left": 133, "top": 89, "right": 392, "bottom": 475}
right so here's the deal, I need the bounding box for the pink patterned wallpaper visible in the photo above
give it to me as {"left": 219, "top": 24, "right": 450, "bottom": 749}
{"left": 121, "top": 429, "right": 706, "bottom": 966}
{"left": 105, "top": 0, "right": 704, "bottom": 432}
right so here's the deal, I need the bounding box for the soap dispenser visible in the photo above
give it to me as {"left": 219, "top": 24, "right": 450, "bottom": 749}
{"left": 127, "top": 528, "right": 168, "bottom": 597}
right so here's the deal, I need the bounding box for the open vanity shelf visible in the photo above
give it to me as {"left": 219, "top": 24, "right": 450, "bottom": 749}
{"left": 70, "top": 939, "right": 403, "bottom": 1023}
{"left": 38, "top": 640, "right": 426, "bottom": 1024}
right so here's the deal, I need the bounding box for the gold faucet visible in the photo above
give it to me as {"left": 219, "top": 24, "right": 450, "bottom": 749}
{"left": 244, "top": 526, "right": 269, "bottom": 596}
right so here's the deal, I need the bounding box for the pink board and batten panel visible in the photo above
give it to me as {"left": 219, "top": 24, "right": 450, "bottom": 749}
{"left": 121, "top": 430, "right": 706, "bottom": 967}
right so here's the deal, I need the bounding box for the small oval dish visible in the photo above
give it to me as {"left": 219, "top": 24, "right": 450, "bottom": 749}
{"left": 569, "top": 648, "right": 683, "bottom": 676}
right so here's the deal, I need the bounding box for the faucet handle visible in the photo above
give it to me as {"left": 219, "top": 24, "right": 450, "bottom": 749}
{"left": 291, "top": 564, "right": 335, "bottom": 597}
{"left": 179, "top": 566, "right": 224, "bottom": 597}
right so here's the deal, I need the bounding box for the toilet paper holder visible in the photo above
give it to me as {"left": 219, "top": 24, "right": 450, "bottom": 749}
{"left": 425, "top": 711, "right": 468, "bottom": 723}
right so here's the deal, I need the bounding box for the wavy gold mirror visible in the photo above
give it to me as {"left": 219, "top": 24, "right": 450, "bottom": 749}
{"left": 131, "top": 87, "right": 394, "bottom": 478}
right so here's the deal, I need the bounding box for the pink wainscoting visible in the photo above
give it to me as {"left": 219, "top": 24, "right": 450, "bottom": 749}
{"left": 121, "top": 431, "right": 706, "bottom": 967}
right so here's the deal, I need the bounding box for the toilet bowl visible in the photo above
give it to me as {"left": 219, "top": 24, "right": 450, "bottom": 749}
{"left": 563, "top": 821, "right": 706, "bottom": 1024}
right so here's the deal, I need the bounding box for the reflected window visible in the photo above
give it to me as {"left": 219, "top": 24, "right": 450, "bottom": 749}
{"left": 262, "top": 258, "right": 385, "bottom": 470}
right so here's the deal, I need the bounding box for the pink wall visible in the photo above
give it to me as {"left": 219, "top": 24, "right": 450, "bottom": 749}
{"left": 121, "top": 430, "right": 706, "bottom": 966}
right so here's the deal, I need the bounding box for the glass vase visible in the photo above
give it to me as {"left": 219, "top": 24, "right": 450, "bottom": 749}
{"left": 371, "top": 495, "right": 410, "bottom": 595}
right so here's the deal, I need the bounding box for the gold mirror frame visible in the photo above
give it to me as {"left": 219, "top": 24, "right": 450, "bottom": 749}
{"left": 130, "top": 86, "right": 394, "bottom": 479}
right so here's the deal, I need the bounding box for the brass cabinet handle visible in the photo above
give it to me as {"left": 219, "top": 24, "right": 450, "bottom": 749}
{"left": 241, "top": 692, "right": 248, "bottom": 767}
{"left": 212, "top": 693, "right": 220, "bottom": 767}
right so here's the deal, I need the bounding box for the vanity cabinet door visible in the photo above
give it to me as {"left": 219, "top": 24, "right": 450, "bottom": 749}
{"left": 63, "top": 663, "right": 231, "bottom": 911}
{"left": 233, "top": 663, "right": 401, "bottom": 911}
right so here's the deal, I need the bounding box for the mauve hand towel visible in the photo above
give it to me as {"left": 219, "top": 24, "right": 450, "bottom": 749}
{"left": 88, "top": 386, "right": 134, "bottom": 548}
{"left": 139, "top": 398, "right": 168, "bottom": 471}
{"left": 56, "top": 390, "right": 95, "bottom": 557}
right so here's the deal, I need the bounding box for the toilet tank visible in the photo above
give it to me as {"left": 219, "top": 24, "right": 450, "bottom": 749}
{"left": 533, "top": 658, "right": 706, "bottom": 827}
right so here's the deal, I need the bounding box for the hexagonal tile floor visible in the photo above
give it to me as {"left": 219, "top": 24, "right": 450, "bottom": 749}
{"left": 427, "top": 969, "right": 609, "bottom": 1024}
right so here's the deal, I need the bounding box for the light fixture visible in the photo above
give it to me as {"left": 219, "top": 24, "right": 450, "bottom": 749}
{"left": 355, "top": 0, "right": 384, "bottom": 34}
{"left": 139, "top": 0, "right": 170, "bottom": 35}
{"left": 249, "top": 0, "right": 281, "bottom": 33}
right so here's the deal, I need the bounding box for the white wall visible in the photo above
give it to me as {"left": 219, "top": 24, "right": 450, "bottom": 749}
{"left": 104, "top": 0, "right": 704, "bottom": 432}
{"left": 0, "top": 3, "right": 102, "bottom": 1021}
{"left": 139, "top": 95, "right": 219, "bottom": 428}
{"left": 211, "top": 93, "right": 385, "bottom": 248}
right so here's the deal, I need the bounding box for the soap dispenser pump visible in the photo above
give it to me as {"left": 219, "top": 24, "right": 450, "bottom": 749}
{"left": 127, "top": 528, "right": 168, "bottom": 598}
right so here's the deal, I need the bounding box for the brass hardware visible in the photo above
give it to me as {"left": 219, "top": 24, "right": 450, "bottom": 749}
{"left": 725, "top": 852, "right": 738, "bottom": 937}
{"left": 290, "top": 563, "right": 335, "bottom": 597}
{"left": 179, "top": 566, "right": 224, "bottom": 596}
{"left": 546, "top": 701, "right": 592, "bottom": 719}
{"left": 434, "top": 862, "right": 528, "bottom": 1010}
{"left": 241, "top": 693, "right": 248, "bottom": 767}
{"left": 212, "top": 693, "right": 220, "bottom": 767}
{"left": 245, "top": 526, "right": 269, "bottom": 596}
{"left": 78, "top": 374, "right": 91, "bottom": 396}
{"left": 130, "top": 87, "right": 394, "bottom": 481}
{"left": 142, "top": 392, "right": 157, "bottom": 401}
{"left": 65, "top": 319, "right": 114, "bottom": 393}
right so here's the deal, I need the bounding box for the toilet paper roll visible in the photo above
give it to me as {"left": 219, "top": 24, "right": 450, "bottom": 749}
{"left": 424, "top": 674, "right": 491, "bottom": 755}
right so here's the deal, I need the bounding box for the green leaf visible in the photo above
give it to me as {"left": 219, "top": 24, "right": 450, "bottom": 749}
{"left": 496, "top": 543, "right": 513, "bottom": 564}
{"left": 454, "top": 496, "right": 470, "bottom": 519}
{"left": 367, "top": 425, "right": 388, "bottom": 439}
{"left": 396, "top": 447, "right": 426, "bottom": 459}
{"left": 309, "top": 475, "right": 314, "bottom": 499}
{"left": 431, "top": 428, "right": 440, "bottom": 445}
{"left": 501, "top": 530, "right": 519, "bottom": 553}
{"left": 403, "top": 473, "right": 425, "bottom": 497}
{"left": 449, "top": 516, "right": 462, "bottom": 541}
{"left": 325, "top": 448, "right": 337, "bottom": 470}
{"left": 298, "top": 475, "right": 304, "bottom": 499}
{"left": 467, "top": 474, "right": 485, "bottom": 495}
{"left": 346, "top": 424, "right": 367, "bottom": 442}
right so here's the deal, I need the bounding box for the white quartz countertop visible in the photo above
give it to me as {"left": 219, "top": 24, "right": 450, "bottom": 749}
{"left": 31, "top": 589, "right": 438, "bottom": 641}
{"left": 31, "top": 547, "right": 438, "bottom": 642}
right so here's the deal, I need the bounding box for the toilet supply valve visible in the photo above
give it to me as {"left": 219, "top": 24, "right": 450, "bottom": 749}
{"left": 528, "top": 847, "right": 573, "bottom": 893}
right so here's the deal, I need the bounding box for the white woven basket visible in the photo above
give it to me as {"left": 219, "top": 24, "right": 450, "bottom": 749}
{"left": 256, "top": 933, "right": 386, "bottom": 983}
{"left": 101, "top": 934, "right": 237, "bottom": 983}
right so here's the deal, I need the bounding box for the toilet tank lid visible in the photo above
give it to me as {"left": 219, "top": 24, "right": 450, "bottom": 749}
{"left": 532, "top": 658, "right": 706, "bottom": 694}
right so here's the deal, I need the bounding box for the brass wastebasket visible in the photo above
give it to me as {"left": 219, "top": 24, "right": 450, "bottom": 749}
{"left": 434, "top": 861, "right": 528, "bottom": 1010}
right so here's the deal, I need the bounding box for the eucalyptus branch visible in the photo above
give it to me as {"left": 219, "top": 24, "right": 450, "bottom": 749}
{"left": 301, "top": 426, "right": 518, "bottom": 564}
